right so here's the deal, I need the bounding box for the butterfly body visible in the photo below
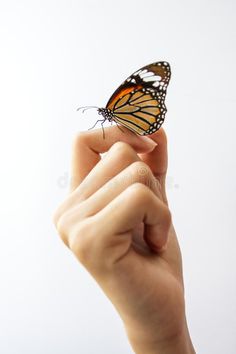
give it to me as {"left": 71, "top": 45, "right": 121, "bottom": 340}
{"left": 97, "top": 107, "right": 114, "bottom": 121}
{"left": 78, "top": 61, "right": 171, "bottom": 136}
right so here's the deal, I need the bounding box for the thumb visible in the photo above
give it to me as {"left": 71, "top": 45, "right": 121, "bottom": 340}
{"left": 139, "top": 128, "right": 168, "bottom": 204}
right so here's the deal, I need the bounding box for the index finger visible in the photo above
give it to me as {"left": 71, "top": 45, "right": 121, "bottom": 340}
{"left": 71, "top": 125, "right": 157, "bottom": 190}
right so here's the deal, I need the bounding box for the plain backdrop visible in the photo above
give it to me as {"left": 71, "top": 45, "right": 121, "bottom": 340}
{"left": 0, "top": 0, "right": 236, "bottom": 353}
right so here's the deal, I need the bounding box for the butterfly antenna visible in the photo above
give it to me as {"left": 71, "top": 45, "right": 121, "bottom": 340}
{"left": 77, "top": 106, "right": 99, "bottom": 113}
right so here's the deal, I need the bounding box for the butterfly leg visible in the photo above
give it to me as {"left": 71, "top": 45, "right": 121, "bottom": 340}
{"left": 101, "top": 121, "right": 105, "bottom": 139}
{"left": 88, "top": 118, "right": 106, "bottom": 131}
{"left": 114, "top": 122, "right": 125, "bottom": 134}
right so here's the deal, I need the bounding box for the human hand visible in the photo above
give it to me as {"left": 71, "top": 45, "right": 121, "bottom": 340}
{"left": 53, "top": 126, "right": 195, "bottom": 354}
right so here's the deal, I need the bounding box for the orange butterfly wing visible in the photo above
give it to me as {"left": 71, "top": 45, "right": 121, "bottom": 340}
{"left": 106, "top": 62, "right": 171, "bottom": 135}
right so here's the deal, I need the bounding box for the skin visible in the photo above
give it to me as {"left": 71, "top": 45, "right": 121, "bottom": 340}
{"left": 53, "top": 126, "right": 195, "bottom": 354}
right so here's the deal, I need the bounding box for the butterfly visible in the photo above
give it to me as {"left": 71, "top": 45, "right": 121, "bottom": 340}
{"left": 77, "top": 61, "right": 171, "bottom": 137}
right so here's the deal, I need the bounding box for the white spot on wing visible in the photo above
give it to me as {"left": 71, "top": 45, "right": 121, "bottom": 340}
{"left": 139, "top": 71, "right": 154, "bottom": 78}
{"left": 143, "top": 75, "right": 162, "bottom": 82}
{"left": 138, "top": 69, "right": 148, "bottom": 78}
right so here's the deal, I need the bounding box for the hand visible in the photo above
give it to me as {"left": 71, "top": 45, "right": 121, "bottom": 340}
{"left": 53, "top": 126, "right": 195, "bottom": 354}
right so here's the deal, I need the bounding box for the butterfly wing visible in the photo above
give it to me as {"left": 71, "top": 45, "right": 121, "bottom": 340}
{"left": 106, "top": 62, "right": 171, "bottom": 135}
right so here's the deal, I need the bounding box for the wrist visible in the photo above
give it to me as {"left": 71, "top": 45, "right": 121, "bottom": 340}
{"left": 153, "top": 323, "right": 195, "bottom": 354}
{"left": 125, "top": 316, "right": 195, "bottom": 354}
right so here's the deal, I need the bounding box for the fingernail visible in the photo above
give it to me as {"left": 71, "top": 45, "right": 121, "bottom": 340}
{"left": 147, "top": 239, "right": 167, "bottom": 253}
{"left": 157, "top": 243, "right": 168, "bottom": 252}
{"left": 153, "top": 244, "right": 167, "bottom": 253}
{"left": 140, "top": 136, "right": 158, "bottom": 149}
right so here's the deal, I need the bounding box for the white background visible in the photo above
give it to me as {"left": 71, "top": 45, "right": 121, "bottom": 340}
{"left": 0, "top": 0, "right": 236, "bottom": 353}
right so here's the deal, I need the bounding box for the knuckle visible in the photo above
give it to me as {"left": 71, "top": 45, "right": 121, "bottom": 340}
{"left": 128, "top": 182, "right": 150, "bottom": 201}
{"left": 129, "top": 162, "right": 162, "bottom": 195}
{"left": 163, "top": 206, "right": 172, "bottom": 227}
{"left": 159, "top": 127, "right": 167, "bottom": 144}
{"left": 129, "top": 161, "right": 152, "bottom": 180}
{"left": 54, "top": 200, "right": 89, "bottom": 248}
{"left": 53, "top": 208, "right": 60, "bottom": 227}
{"left": 53, "top": 202, "right": 67, "bottom": 227}
{"left": 56, "top": 213, "right": 70, "bottom": 244}
{"left": 110, "top": 141, "right": 135, "bottom": 159}
{"left": 68, "top": 219, "right": 94, "bottom": 264}
{"left": 72, "top": 131, "right": 87, "bottom": 149}
{"left": 56, "top": 214, "right": 66, "bottom": 234}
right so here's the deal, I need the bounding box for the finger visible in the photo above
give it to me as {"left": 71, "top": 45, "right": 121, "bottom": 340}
{"left": 54, "top": 142, "right": 141, "bottom": 225}
{"left": 139, "top": 128, "right": 168, "bottom": 177}
{"left": 79, "top": 161, "right": 160, "bottom": 216}
{"left": 71, "top": 125, "right": 157, "bottom": 191}
{"left": 73, "top": 141, "right": 141, "bottom": 200}
{"left": 139, "top": 128, "right": 168, "bottom": 203}
{"left": 69, "top": 183, "right": 171, "bottom": 264}
{"left": 98, "top": 183, "right": 171, "bottom": 242}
